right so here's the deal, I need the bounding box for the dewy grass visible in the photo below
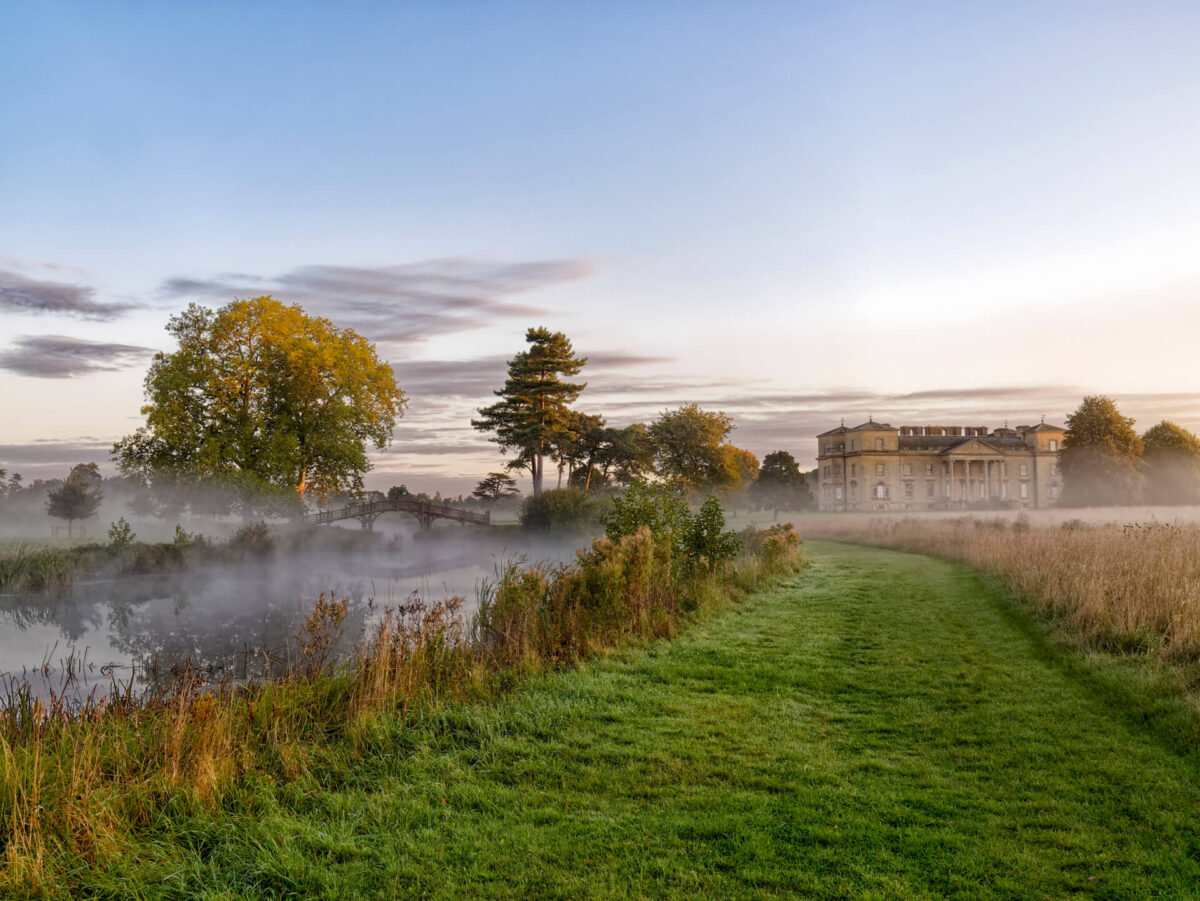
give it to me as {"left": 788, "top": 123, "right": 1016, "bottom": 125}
{"left": 17, "top": 542, "right": 1200, "bottom": 899}
{"left": 0, "top": 524, "right": 806, "bottom": 896}
{"left": 799, "top": 516, "right": 1200, "bottom": 668}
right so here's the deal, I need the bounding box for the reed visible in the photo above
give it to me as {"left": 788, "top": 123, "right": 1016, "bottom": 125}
{"left": 0, "top": 546, "right": 76, "bottom": 592}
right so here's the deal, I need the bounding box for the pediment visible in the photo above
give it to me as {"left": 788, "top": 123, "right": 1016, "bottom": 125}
{"left": 940, "top": 438, "right": 1006, "bottom": 456}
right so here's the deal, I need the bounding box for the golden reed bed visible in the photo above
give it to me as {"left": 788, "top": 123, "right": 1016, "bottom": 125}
{"left": 798, "top": 514, "right": 1200, "bottom": 662}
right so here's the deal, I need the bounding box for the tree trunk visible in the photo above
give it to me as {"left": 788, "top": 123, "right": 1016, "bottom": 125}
{"left": 532, "top": 454, "right": 543, "bottom": 496}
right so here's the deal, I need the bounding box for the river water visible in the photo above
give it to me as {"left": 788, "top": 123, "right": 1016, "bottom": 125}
{"left": 0, "top": 527, "right": 585, "bottom": 701}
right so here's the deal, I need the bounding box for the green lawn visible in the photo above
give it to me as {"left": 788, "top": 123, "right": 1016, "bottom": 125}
{"left": 80, "top": 542, "right": 1200, "bottom": 899}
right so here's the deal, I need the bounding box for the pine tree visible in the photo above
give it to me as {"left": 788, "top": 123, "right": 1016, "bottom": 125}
{"left": 472, "top": 327, "right": 587, "bottom": 496}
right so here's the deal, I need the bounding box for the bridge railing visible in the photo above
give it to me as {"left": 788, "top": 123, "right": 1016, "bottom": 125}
{"left": 303, "top": 498, "right": 491, "bottom": 528}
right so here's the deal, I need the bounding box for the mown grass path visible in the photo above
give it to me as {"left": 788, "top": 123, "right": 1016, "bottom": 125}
{"left": 100, "top": 542, "right": 1200, "bottom": 899}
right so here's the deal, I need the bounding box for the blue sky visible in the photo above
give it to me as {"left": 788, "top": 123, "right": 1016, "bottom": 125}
{"left": 3, "top": 2, "right": 1200, "bottom": 492}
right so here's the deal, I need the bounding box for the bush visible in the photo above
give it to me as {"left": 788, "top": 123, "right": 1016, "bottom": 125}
{"left": 604, "top": 484, "right": 739, "bottom": 571}
{"left": 228, "top": 520, "right": 274, "bottom": 557}
{"left": 107, "top": 517, "right": 136, "bottom": 550}
{"left": 519, "top": 488, "right": 599, "bottom": 532}
{"left": 172, "top": 523, "right": 199, "bottom": 548}
{"left": 757, "top": 523, "right": 802, "bottom": 572}
{"left": 602, "top": 481, "right": 691, "bottom": 551}
{"left": 682, "top": 497, "right": 741, "bottom": 571}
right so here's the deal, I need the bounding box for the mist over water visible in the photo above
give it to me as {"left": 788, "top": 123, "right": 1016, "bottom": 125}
{"left": 0, "top": 518, "right": 588, "bottom": 700}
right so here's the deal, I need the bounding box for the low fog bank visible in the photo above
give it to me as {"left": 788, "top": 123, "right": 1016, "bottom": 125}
{"left": 781, "top": 505, "right": 1200, "bottom": 533}
{"left": 0, "top": 517, "right": 592, "bottom": 699}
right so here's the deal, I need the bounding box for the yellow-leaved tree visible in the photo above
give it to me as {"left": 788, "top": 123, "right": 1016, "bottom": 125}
{"left": 114, "top": 296, "right": 405, "bottom": 512}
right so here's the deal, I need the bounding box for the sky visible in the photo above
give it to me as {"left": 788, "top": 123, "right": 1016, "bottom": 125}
{"left": 3, "top": 1, "right": 1200, "bottom": 495}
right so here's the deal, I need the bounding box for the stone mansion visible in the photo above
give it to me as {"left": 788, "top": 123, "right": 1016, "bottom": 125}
{"left": 816, "top": 419, "right": 1065, "bottom": 512}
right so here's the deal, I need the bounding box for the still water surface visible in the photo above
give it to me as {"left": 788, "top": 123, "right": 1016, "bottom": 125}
{"left": 0, "top": 532, "right": 579, "bottom": 699}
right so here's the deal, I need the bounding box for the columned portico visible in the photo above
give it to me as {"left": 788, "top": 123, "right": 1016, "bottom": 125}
{"left": 817, "top": 420, "right": 1065, "bottom": 512}
{"left": 943, "top": 456, "right": 1006, "bottom": 505}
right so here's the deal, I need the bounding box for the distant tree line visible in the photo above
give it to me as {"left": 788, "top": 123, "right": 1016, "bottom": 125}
{"left": 1059, "top": 395, "right": 1200, "bottom": 506}
{"left": 3, "top": 310, "right": 820, "bottom": 539}
{"left": 470, "top": 327, "right": 815, "bottom": 515}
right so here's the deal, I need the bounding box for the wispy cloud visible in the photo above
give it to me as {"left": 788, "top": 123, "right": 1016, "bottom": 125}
{"left": 0, "top": 439, "right": 116, "bottom": 477}
{"left": 0, "top": 335, "right": 152, "bottom": 378}
{"left": 390, "top": 348, "right": 672, "bottom": 400}
{"left": 0, "top": 269, "right": 138, "bottom": 320}
{"left": 159, "top": 258, "right": 591, "bottom": 344}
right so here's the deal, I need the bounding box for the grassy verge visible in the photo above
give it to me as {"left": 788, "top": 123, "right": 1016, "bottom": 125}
{"left": 0, "top": 520, "right": 805, "bottom": 896}
{"left": 798, "top": 515, "right": 1200, "bottom": 665}
{"left": 26, "top": 540, "right": 1200, "bottom": 899}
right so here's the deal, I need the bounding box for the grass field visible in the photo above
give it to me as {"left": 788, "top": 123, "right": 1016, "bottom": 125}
{"left": 26, "top": 541, "right": 1200, "bottom": 898}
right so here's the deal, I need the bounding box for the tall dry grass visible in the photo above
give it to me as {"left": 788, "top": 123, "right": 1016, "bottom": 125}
{"left": 803, "top": 516, "right": 1200, "bottom": 662}
{"left": 0, "top": 524, "right": 806, "bottom": 894}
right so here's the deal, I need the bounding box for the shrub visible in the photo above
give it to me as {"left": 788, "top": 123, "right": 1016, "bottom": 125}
{"left": 602, "top": 481, "right": 691, "bottom": 550}
{"left": 172, "top": 523, "right": 198, "bottom": 548}
{"left": 519, "top": 488, "right": 599, "bottom": 532}
{"left": 228, "top": 520, "right": 274, "bottom": 557}
{"left": 756, "top": 523, "right": 803, "bottom": 572}
{"left": 682, "top": 496, "right": 741, "bottom": 571}
{"left": 107, "top": 517, "right": 136, "bottom": 550}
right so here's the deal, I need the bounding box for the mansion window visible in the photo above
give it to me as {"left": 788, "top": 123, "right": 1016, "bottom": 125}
{"left": 875, "top": 438, "right": 884, "bottom": 450}
{"left": 874, "top": 484, "right": 888, "bottom": 499}
{"left": 903, "top": 463, "right": 912, "bottom": 476}
{"left": 1020, "top": 463, "right": 1028, "bottom": 476}
{"left": 925, "top": 463, "right": 934, "bottom": 476}
{"left": 875, "top": 463, "right": 885, "bottom": 476}
{"left": 926, "top": 482, "right": 935, "bottom": 498}
{"left": 1049, "top": 439, "right": 1058, "bottom": 451}
{"left": 903, "top": 482, "right": 913, "bottom": 498}
{"left": 1020, "top": 482, "right": 1029, "bottom": 499}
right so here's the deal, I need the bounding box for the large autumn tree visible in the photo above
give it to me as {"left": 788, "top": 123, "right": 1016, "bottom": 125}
{"left": 472, "top": 327, "right": 586, "bottom": 496}
{"left": 1059, "top": 395, "right": 1144, "bottom": 506}
{"left": 113, "top": 297, "right": 405, "bottom": 505}
{"left": 1141, "top": 420, "right": 1200, "bottom": 505}
{"left": 648, "top": 404, "right": 754, "bottom": 496}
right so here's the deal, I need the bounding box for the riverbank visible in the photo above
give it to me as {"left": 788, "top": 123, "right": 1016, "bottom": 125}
{"left": 0, "top": 517, "right": 804, "bottom": 897}
{"left": 20, "top": 542, "right": 1200, "bottom": 898}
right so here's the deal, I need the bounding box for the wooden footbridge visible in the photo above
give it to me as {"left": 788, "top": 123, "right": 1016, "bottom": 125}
{"left": 304, "top": 498, "right": 491, "bottom": 531}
